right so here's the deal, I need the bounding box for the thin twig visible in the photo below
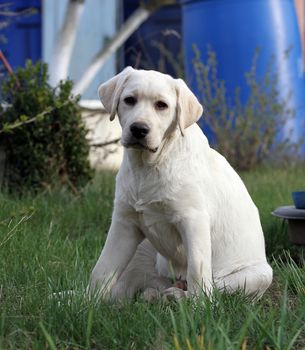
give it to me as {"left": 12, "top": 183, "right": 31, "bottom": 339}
{"left": 81, "top": 110, "right": 108, "bottom": 118}
{"left": 0, "top": 50, "right": 13, "bottom": 74}
{"left": 0, "top": 8, "right": 37, "bottom": 16}
{"left": 0, "top": 50, "right": 20, "bottom": 87}
{"left": 90, "top": 138, "right": 121, "bottom": 148}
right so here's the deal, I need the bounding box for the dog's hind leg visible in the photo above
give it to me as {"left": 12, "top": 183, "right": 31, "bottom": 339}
{"left": 111, "top": 239, "right": 172, "bottom": 301}
{"left": 214, "top": 262, "right": 273, "bottom": 298}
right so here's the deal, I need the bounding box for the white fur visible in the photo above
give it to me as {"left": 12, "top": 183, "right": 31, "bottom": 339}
{"left": 89, "top": 68, "right": 272, "bottom": 301}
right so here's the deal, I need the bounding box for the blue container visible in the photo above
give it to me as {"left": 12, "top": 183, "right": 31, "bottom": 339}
{"left": 0, "top": 0, "right": 42, "bottom": 70}
{"left": 181, "top": 0, "right": 305, "bottom": 153}
{"left": 292, "top": 191, "right": 305, "bottom": 209}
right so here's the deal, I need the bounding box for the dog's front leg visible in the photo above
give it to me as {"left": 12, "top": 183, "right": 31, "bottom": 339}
{"left": 89, "top": 208, "right": 143, "bottom": 299}
{"left": 177, "top": 212, "right": 212, "bottom": 297}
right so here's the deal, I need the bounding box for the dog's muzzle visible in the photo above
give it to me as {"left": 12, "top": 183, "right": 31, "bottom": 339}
{"left": 123, "top": 122, "right": 158, "bottom": 153}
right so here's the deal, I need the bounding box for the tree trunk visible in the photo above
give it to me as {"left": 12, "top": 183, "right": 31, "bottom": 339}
{"left": 72, "top": 6, "right": 151, "bottom": 95}
{"left": 49, "top": 0, "right": 85, "bottom": 87}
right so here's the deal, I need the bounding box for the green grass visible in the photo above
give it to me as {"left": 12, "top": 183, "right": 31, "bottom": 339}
{"left": 1, "top": 167, "right": 305, "bottom": 349}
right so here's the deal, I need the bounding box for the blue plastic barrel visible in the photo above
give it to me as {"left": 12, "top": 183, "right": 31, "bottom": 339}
{"left": 181, "top": 0, "right": 305, "bottom": 154}
{"left": 0, "top": 0, "right": 42, "bottom": 70}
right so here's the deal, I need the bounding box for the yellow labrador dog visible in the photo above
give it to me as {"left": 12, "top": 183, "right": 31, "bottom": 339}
{"left": 89, "top": 67, "right": 272, "bottom": 301}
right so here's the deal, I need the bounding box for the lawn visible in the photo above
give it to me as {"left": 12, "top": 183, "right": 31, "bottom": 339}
{"left": 0, "top": 166, "right": 305, "bottom": 349}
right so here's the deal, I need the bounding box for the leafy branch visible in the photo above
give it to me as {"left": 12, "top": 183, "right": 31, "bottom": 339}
{"left": 0, "top": 100, "right": 70, "bottom": 134}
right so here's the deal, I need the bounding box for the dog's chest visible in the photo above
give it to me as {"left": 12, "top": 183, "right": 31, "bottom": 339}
{"left": 122, "top": 165, "right": 187, "bottom": 265}
{"left": 136, "top": 202, "right": 187, "bottom": 266}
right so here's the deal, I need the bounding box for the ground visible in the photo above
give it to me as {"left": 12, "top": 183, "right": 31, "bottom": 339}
{"left": 0, "top": 166, "right": 305, "bottom": 349}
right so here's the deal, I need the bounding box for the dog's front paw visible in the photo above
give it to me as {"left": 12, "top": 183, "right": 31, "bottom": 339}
{"left": 87, "top": 280, "right": 112, "bottom": 302}
{"left": 162, "top": 287, "right": 188, "bottom": 301}
{"left": 110, "top": 282, "right": 134, "bottom": 302}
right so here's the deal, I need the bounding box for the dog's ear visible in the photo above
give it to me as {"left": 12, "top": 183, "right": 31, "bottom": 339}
{"left": 98, "top": 66, "right": 134, "bottom": 121}
{"left": 175, "top": 78, "right": 203, "bottom": 136}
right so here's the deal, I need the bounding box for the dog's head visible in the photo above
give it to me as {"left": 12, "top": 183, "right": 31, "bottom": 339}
{"left": 98, "top": 67, "right": 203, "bottom": 153}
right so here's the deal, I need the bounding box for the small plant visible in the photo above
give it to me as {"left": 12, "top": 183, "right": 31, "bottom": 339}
{"left": 193, "top": 46, "right": 300, "bottom": 170}
{"left": 275, "top": 251, "right": 305, "bottom": 295}
{"left": 0, "top": 60, "right": 92, "bottom": 191}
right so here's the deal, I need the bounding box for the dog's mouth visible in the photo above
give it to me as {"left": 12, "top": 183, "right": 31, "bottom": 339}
{"left": 123, "top": 142, "right": 158, "bottom": 153}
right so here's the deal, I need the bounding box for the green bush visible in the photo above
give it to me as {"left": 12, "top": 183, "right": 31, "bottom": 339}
{"left": 0, "top": 60, "right": 93, "bottom": 191}
{"left": 193, "top": 47, "right": 301, "bottom": 171}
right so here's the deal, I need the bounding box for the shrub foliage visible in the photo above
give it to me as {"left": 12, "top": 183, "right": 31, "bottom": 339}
{"left": 193, "top": 47, "right": 301, "bottom": 170}
{"left": 0, "top": 61, "right": 92, "bottom": 190}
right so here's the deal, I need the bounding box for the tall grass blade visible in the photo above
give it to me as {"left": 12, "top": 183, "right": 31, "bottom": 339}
{"left": 39, "top": 322, "right": 57, "bottom": 350}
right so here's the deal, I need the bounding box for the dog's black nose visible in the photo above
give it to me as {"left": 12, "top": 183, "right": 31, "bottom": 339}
{"left": 130, "top": 122, "right": 150, "bottom": 139}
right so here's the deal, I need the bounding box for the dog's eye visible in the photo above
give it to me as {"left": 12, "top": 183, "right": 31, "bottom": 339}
{"left": 155, "top": 101, "right": 168, "bottom": 110}
{"left": 124, "top": 96, "right": 137, "bottom": 106}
